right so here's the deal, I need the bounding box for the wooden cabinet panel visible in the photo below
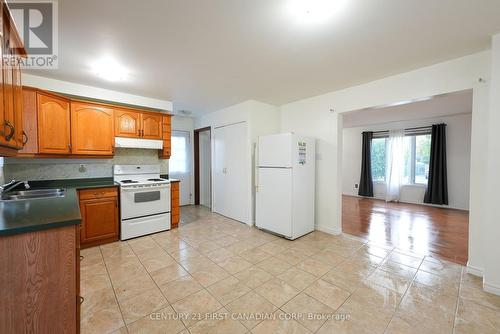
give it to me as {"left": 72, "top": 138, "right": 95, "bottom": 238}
{"left": 0, "top": 225, "right": 78, "bottom": 334}
{"left": 71, "top": 102, "right": 114, "bottom": 155}
{"left": 141, "top": 113, "right": 162, "bottom": 139}
{"left": 37, "top": 93, "right": 71, "bottom": 154}
{"left": 114, "top": 109, "right": 141, "bottom": 138}
{"left": 79, "top": 187, "right": 119, "bottom": 248}
{"left": 12, "top": 55, "right": 23, "bottom": 149}
{"left": 159, "top": 115, "right": 172, "bottom": 159}
{"left": 18, "top": 88, "right": 38, "bottom": 154}
{"left": 1, "top": 15, "right": 15, "bottom": 149}
{"left": 171, "top": 181, "right": 180, "bottom": 228}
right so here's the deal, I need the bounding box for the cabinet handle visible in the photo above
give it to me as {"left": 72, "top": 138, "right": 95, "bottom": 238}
{"left": 22, "top": 131, "right": 28, "bottom": 145}
{"left": 79, "top": 296, "right": 84, "bottom": 304}
{"left": 80, "top": 255, "right": 84, "bottom": 261}
{"left": 68, "top": 143, "right": 72, "bottom": 151}
{"left": 4, "top": 120, "right": 14, "bottom": 142}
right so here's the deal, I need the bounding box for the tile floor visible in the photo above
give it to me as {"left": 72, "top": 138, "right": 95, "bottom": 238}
{"left": 80, "top": 206, "right": 500, "bottom": 334}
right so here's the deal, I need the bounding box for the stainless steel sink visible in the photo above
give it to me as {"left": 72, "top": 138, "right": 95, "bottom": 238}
{"left": 0, "top": 188, "right": 66, "bottom": 201}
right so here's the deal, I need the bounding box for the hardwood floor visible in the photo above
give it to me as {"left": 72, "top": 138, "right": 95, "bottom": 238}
{"left": 342, "top": 195, "right": 469, "bottom": 265}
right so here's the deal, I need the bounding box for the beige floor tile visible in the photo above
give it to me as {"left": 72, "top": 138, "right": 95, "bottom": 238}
{"left": 258, "top": 241, "right": 287, "bottom": 255}
{"left": 213, "top": 235, "right": 239, "bottom": 247}
{"left": 105, "top": 258, "right": 146, "bottom": 283}
{"left": 128, "top": 237, "right": 159, "bottom": 255}
{"left": 224, "top": 241, "right": 255, "bottom": 254}
{"left": 195, "top": 240, "right": 221, "bottom": 254}
{"left": 159, "top": 275, "right": 203, "bottom": 303}
{"left": 387, "top": 250, "right": 423, "bottom": 268}
{"left": 207, "top": 276, "right": 251, "bottom": 305}
{"left": 296, "top": 258, "right": 333, "bottom": 277}
{"left": 385, "top": 315, "right": 441, "bottom": 334}
{"left": 276, "top": 267, "right": 317, "bottom": 291}
{"left": 240, "top": 247, "right": 271, "bottom": 264}
{"left": 321, "top": 261, "right": 376, "bottom": 293}
{"left": 81, "top": 303, "right": 125, "bottom": 334}
{"left": 234, "top": 266, "right": 273, "bottom": 289}
{"left": 255, "top": 278, "right": 300, "bottom": 307}
{"left": 126, "top": 305, "right": 186, "bottom": 334}
{"left": 81, "top": 273, "right": 113, "bottom": 296}
{"left": 304, "top": 279, "right": 350, "bottom": 310}
{"left": 190, "top": 263, "right": 230, "bottom": 287}
{"left": 150, "top": 263, "right": 189, "bottom": 286}
{"left": 274, "top": 248, "right": 309, "bottom": 265}
{"left": 460, "top": 272, "right": 500, "bottom": 311}
{"left": 367, "top": 268, "right": 411, "bottom": 294}
{"left": 81, "top": 261, "right": 108, "bottom": 277}
{"left": 113, "top": 272, "right": 157, "bottom": 303}
{"left": 379, "top": 259, "right": 418, "bottom": 279}
{"left": 168, "top": 245, "right": 200, "bottom": 261}
{"left": 188, "top": 308, "right": 247, "bottom": 334}
{"left": 179, "top": 255, "right": 216, "bottom": 273}
{"left": 313, "top": 248, "right": 348, "bottom": 267}
{"left": 455, "top": 297, "right": 500, "bottom": 334}
{"left": 218, "top": 256, "right": 253, "bottom": 274}
{"left": 256, "top": 256, "right": 292, "bottom": 276}
{"left": 355, "top": 243, "right": 391, "bottom": 259}
{"left": 226, "top": 291, "right": 277, "bottom": 330}
{"left": 139, "top": 251, "right": 177, "bottom": 273}
{"left": 110, "top": 327, "right": 128, "bottom": 334}
{"left": 81, "top": 286, "right": 118, "bottom": 318}
{"left": 251, "top": 310, "right": 311, "bottom": 334}
{"left": 419, "top": 256, "right": 462, "bottom": 280}
{"left": 171, "top": 289, "right": 223, "bottom": 327}
{"left": 118, "top": 287, "right": 168, "bottom": 324}
{"left": 282, "top": 293, "right": 334, "bottom": 332}
{"left": 206, "top": 247, "right": 235, "bottom": 263}
{"left": 414, "top": 270, "right": 459, "bottom": 297}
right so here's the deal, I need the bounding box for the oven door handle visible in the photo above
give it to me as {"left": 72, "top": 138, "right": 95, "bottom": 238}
{"left": 120, "top": 185, "right": 170, "bottom": 191}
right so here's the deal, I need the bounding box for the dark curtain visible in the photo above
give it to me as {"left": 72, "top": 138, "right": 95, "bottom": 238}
{"left": 424, "top": 123, "right": 448, "bottom": 205}
{"left": 358, "top": 131, "right": 374, "bottom": 197}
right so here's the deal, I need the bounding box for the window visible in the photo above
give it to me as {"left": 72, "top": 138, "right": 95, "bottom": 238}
{"left": 371, "top": 133, "right": 431, "bottom": 185}
{"left": 169, "top": 133, "right": 189, "bottom": 173}
{"left": 371, "top": 137, "right": 387, "bottom": 182}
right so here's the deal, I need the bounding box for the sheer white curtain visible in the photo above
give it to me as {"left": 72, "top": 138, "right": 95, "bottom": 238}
{"left": 386, "top": 129, "right": 405, "bottom": 202}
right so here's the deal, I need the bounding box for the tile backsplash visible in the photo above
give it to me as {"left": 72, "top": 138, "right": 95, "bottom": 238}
{"left": 3, "top": 148, "right": 168, "bottom": 181}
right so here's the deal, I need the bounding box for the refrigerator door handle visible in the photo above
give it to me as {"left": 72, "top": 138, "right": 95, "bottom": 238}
{"left": 255, "top": 143, "right": 259, "bottom": 191}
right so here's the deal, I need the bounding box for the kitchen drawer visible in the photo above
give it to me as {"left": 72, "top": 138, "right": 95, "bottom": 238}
{"left": 79, "top": 187, "right": 118, "bottom": 200}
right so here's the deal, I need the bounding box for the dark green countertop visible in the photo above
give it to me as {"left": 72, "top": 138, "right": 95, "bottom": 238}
{"left": 0, "top": 178, "right": 117, "bottom": 236}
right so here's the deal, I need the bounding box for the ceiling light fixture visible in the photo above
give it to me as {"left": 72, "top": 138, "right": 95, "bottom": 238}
{"left": 91, "top": 57, "right": 129, "bottom": 82}
{"left": 287, "top": 0, "right": 348, "bottom": 25}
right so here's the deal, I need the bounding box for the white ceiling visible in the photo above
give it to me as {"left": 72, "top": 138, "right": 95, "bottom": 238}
{"left": 342, "top": 89, "right": 473, "bottom": 128}
{"left": 26, "top": 0, "right": 500, "bottom": 115}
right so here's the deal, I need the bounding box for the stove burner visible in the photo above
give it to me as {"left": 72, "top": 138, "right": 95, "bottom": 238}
{"left": 120, "top": 180, "right": 139, "bottom": 184}
{"left": 147, "top": 178, "right": 164, "bottom": 182}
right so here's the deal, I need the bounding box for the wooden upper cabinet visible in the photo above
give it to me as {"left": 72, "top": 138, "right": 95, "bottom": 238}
{"left": 1, "top": 16, "right": 15, "bottom": 149}
{"left": 114, "top": 109, "right": 141, "bottom": 138}
{"left": 71, "top": 102, "right": 114, "bottom": 155}
{"left": 37, "top": 93, "right": 71, "bottom": 154}
{"left": 18, "top": 88, "right": 38, "bottom": 154}
{"left": 141, "top": 113, "right": 162, "bottom": 140}
{"left": 12, "top": 55, "right": 23, "bottom": 149}
{"left": 159, "top": 115, "right": 171, "bottom": 159}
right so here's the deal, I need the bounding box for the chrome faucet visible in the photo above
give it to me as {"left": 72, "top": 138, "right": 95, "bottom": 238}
{"left": 0, "top": 180, "right": 30, "bottom": 194}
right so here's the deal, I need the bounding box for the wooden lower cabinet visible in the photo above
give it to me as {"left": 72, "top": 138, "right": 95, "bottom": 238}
{"left": 0, "top": 225, "right": 80, "bottom": 333}
{"left": 171, "top": 181, "right": 180, "bottom": 228}
{"left": 79, "top": 187, "right": 119, "bottom": 248}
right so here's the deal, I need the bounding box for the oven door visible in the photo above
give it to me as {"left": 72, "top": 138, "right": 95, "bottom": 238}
{"left": 120, "top": 184, "right": 171, "bottom": 220}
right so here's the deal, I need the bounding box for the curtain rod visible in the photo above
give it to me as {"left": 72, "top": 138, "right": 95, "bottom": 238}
{"left": 368, "top": 125, "right": 436, "bottom": 135}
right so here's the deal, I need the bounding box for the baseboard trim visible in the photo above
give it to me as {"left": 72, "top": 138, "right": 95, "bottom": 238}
{"left": 315, "top": 225, "right": 342, "bottom": 235}
{"left": 466, "top": 263, "right": 483, "bottom": 277}
{"left": 484, "top": 281, "right": 500, "bottom": 296}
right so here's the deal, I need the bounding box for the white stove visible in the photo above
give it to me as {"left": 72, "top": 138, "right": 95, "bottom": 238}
{"left": 113, "top": 165, "right": 171, "bottom": 240}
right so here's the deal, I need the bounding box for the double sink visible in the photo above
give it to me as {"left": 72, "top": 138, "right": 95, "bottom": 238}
{"left": 0, "top": 188, "right": 66, "bottom": 201}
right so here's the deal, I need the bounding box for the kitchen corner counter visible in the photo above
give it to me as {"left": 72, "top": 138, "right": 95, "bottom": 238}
{"left": 0, "top": 178, "right": 117, "bottom": 236}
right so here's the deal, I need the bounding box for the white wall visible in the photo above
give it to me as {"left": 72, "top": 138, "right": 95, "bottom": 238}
{"left": 483, "top": 34, "right": 500, "bottom": 295}
{"left": 342, "top": 113, "right": 472, "bottom": 210}
{"left": 199, "top": 130, "right": 211, "bottom": 207}
{"left": 195, "top": 100, "right": 280, "bottom": 224}
{"left": 279, "top": 51, "right": 493, "bottom": 290}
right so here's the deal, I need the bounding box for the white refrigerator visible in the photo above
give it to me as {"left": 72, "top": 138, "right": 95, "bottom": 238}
{"left": 256, "top": 133, "right": 315, "bottom": 240}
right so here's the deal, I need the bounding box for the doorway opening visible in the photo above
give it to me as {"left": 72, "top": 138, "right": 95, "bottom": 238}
{"left": 170, "top": 130, "right": 192, "bottom": 206}
{"left": 340, "top": 90, "right": 472, "bottom": 265}
{"left": 194, "top": 127, "right": 211, "bottom": 208}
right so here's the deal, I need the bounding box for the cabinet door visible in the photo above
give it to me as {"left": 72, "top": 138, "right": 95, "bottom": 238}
{"left": 12, "top": 55, "right": 23, "bottom": 149}
{"left": 37, "top": 93, "right": 71, "bottom": 154}
{"left": 71, "top": 102, "right": 114, "bottom": 155}
{"left": 0, "top": 18, "right": 5, "bottom": 148}
{"left": 18, "top": 88, "right": 38, "bottom": 154}
{"left": 114, "top": 109, "right": 141, "bottom": 138}
{"left": 80, "top": 197, "right": 119, "bottom": 245}
{"left": 159, "top": 115, "right": 171, "bottom": 158}
{"left": 141, "top": 113, "right": 162, "bottom": 139}
{"left": 1, "top": 17, "right": 15, "bottom": 148}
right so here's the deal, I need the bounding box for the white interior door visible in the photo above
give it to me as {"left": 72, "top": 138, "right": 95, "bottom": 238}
{"left": 213, "top": 122, "right": 249, "bottom": 223}
{"left": 169, "top": 130, "right": 192, "bottom": 206}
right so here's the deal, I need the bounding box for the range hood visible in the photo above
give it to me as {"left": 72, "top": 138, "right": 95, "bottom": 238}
{"left": 115, "top": 137, "right": 163, "bottom": 149}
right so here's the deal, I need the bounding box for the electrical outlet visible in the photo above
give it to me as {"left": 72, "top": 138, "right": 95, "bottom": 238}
{"left": 79, "top": 164, "right": 87, "bottom": 173}
{"left": 355, "top": 183, "right": 359, "bottom": 189}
